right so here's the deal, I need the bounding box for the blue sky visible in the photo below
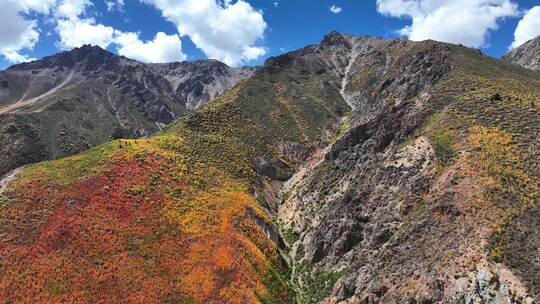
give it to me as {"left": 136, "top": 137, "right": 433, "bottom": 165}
{"left": 1, "top": 0, "right": 539, "bottom": 69}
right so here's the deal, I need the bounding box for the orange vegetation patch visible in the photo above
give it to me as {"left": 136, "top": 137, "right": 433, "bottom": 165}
{"left": 0, "top": 152, "right": 290, "bottom": 303}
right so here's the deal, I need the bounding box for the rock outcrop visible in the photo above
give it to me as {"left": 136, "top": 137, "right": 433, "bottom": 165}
{"left": 503, "top": 35, "right": 540, "bottom": 71}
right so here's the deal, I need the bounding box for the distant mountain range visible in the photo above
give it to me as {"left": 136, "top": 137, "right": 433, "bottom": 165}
{"left": 0, "top": 45, "right": 255, "bottom": 176}
{"left": 0, "top": 33, "right": 538, "bottom": 303}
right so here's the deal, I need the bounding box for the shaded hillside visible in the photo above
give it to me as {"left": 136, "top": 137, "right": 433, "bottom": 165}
{"left": 0, "top": 45, "right": 255, "bottom": 176}
{"left": 503, "top": 35, "right": 540, "bottom": 71}
{"left": 0, "top": 33, "right": 538, "bottom": 303}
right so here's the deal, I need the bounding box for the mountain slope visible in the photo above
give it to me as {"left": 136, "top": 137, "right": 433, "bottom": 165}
{"left": 0, "top": 35, "right": 350, "bottom": 303}
{"left": 0, "top": 33, "right": 538, "bottom": 303}
{"left": 503, "top": 35, "right": 540, "bottom": 71}
{"left": 281, "top": 34, "right": 540, "bottom": 303}
{"left": 0, "top": 45, "right": 255, "bottom": 176}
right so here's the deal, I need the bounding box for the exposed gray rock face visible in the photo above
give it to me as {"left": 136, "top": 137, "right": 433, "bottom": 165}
{"left": 270, "top": 32, "right": 538, "bottom": 303}
{"left": 502, "top": 35, "right": 540, "bottom": 71}
{"left": 0, "top": 45, "right": 255, "bottom": 176}
{"left": 149, "top": 60, "right": 256, "bottom": 110}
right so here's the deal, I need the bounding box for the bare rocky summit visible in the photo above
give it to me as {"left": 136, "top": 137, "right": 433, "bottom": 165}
{"left": 503, "top": 35, "right": 540, "bottom": 71}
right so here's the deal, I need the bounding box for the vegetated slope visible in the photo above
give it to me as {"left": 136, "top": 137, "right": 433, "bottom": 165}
{"left": 280, "top": 34, "right": 540, "bottom": 303}
{"left": 0, "top": 34, "right": 350, "bottom": 303}
{"left": 0, "top": 32, "right": 539, "bottom": 304}
{"left": 503, "top": 35, "right": 540, "bottom": 71}
{"left": 0, "top": 45, "right": 255, "bottom": 177}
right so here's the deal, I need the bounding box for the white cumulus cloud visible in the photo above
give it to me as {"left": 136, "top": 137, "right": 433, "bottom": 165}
{"left": 55, "top": 18, "right": 116, "bottom": 50}
{"left": 55, "top": 0, "right": 91, "bottom": 19}
{"left": 53, "top": 0, "right": 119, "bottom": 50}
{"left": 376, "top": 0, "right": 519, "bottom": 48}
{"left": 3, "top": 50, "right": 36, "bottom": 63}
{"left": 0, "top": 0, "right": 95, "bottom": 63}
{"left": 330, "top": 5, "right": 342, "bottom": 14}
{"left": 510, "top": 6, "right": 540, "bottom": 49}
{"left": 105, "top": 0, "right": 125, "bottom": 12}
{"left": 52, "top": 0, "right": 186, "bottom": 63}
{"left": 115, "top": 31, "right": 186, "bottom": 63}
{"left": 19, "top": 0, "right": 58, "bottom": 14}
{"left": 1, "top": 0, "right": 266, "bottom": 65}
{"left": 0, "top": 0, "right": 41, "bottom": 63}
{"left": 142, "top": 0, "right": 267, "bottom": 66}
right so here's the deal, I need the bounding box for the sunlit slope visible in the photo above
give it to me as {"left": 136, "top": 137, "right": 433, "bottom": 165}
{"left": 1, "top": 32, "right": 539, "bottom": 304}
{"left": 280, "top": 42, "right": 540, "bottom": 302}
{"left": 0, "top": 52, "right": 348, "bottom": 303}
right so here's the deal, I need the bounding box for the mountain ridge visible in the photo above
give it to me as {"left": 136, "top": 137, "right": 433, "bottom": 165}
{"left": 0, "top": 32, "right": 538, "bottom": 303}
{"left": 0, "top": 44, "right": 256, "bottom": 177}
{"left": 502, "top": 35, "right": 540, "bottom": 72}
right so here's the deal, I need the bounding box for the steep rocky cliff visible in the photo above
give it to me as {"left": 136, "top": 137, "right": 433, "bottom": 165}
{"left": 0, "top": 32, "right": 538, "bottom": 303}
{"left": 503, "top": 35, "right": 540, "bottom": 71}
{"left": 0, "top": 45, "right": 255, "bottom": 176}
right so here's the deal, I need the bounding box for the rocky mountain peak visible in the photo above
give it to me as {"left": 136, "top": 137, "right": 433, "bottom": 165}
{"left": 320, "top": 31, "right": 352, "bottom": 49}
{"left": 8, "top": 44, "right": 123, "bottom": 72}
{"left": 502, "top": 35, "right": 540, "bottom": 71}
{"left": 263, "top": 31, "right": 354, "bottom": 72}
{"left": 69, "top": 44, "right": 116, "bottom": 60}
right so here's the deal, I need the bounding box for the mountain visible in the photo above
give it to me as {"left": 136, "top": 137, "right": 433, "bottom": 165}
{"left": 0, "top": 45, "right": 255, "bottom": 176}
{"left": 282, "top": 33, "right": 539, "bottom": 303}
{"left": 503, "top": 35, "right": 540, "bottom": 71}
{"left": 0, "top": 32, "right": 538, "bottom": 303}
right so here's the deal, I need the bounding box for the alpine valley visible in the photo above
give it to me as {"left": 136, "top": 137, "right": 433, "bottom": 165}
{"left": 0, "top": 32, "right": 538, "bottom": 304}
